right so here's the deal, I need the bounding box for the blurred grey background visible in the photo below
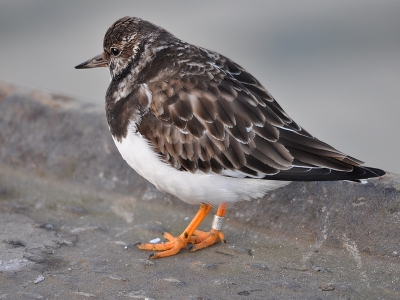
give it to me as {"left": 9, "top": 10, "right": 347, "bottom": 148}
{"left": 1, "top": 0, "right": 399, "bottom": 173}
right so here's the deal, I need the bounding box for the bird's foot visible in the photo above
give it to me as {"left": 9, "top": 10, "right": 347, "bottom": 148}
{"left": 136, "top": 203, "right": 227, "bottom": 259}
{"left": 137, "top": 229, "right": 225, "bottom": 258}
{"left": 137, "top": 232, "right": 189, "bottom": 259}
{"left": 188, "top": 229, "right": 226, "bottom": 252}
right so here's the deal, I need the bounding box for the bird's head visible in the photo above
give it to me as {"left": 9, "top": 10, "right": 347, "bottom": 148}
{"left": 75, "top": 16, "right": 165, "bottom": 79}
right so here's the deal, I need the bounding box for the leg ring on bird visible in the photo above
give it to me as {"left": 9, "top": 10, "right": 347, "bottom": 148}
{"left": 211, "top": 215, "right": 224, "bottom": 231}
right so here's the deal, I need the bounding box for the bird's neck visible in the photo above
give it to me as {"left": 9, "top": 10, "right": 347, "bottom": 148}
{"left": 106, "top": 35, "right": 177, "bottom": 105}
{"left": 105, "top": 34, "right": 185, "bottom": 141}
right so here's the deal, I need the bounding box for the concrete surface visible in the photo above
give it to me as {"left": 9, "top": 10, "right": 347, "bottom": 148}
{"left": 0, "top": 82, "right": 399, "bottom": 299}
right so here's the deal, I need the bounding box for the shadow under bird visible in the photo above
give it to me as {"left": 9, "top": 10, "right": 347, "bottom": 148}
{"left": 75, "top": 16, "right": 385, "bottom": 259}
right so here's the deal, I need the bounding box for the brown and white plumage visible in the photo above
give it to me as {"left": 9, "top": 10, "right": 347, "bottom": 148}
{"left": 135, "top": 49, "right": 375, "bottom": 182}
{"left": 75, "top": 16, "right": 385, "bottom": 257}
{"left": 81, "top": 16, "right": 384, "bottom": 188}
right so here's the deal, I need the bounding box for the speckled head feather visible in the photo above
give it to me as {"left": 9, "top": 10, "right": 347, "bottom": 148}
{"left": 102, "top": 17, "right": 168, "bottom": 79}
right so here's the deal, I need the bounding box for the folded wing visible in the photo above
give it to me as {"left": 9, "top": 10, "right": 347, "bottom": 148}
{"left": 136, "top": 50, "right": 384, "bottom": 181}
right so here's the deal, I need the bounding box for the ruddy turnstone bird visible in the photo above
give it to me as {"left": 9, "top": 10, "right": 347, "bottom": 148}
{"left": 76, "top": 16, "right": 385, "bottom": 258}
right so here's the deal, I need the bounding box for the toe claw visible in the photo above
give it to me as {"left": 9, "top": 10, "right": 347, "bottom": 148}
{"left": 149, "top": 253, "right": 155, "bottom": 259}
{"left": 134, "top": 242, "right": 142, "bottom": 246}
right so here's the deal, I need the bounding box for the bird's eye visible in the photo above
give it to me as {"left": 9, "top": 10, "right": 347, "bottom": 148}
{"left": 110, "top": 47, "right": 121, "bottom": 56}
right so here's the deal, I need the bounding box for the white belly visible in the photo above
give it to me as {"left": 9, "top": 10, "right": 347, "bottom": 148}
{"left": 112, "top": 124, "right": 290, "bottom": 205}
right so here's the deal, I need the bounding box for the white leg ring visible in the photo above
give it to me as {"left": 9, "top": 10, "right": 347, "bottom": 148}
{"left": 211, "top": 215, "right": 224, "bottom": 230}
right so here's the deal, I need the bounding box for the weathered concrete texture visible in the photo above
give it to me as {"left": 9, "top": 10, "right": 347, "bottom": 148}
{"left": 0, "top": 82, "right": 399, "bottom": 299}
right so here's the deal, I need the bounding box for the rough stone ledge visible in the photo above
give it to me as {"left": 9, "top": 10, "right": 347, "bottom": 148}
{"left": 0, "top": 82, "right": 398, "bottom": 258}
{"left": 1, "top": 82, "right": 399, "bottom": 299}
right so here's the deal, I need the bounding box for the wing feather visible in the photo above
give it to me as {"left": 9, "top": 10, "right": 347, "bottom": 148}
{"left": 133, "top": 49, "right": 380, "bottom": 181}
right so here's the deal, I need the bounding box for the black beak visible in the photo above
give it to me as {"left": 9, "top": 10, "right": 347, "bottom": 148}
{"left": 75, "top": 53, "right": 107, "bottom": 69}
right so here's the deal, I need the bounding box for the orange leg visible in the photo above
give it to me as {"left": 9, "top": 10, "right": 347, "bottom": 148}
{"left": 137, "top": 203, "right": 212, "bottom": 258}
{"left": 189, "top": 202, "right": 228, "bottom": 252}
{"left": 137, "top": 202, "right": 228, "bottom": 258}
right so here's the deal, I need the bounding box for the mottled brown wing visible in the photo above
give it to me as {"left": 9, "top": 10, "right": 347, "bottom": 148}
{"left": 138, "top": 52, "right": 367, "bottom": 180}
